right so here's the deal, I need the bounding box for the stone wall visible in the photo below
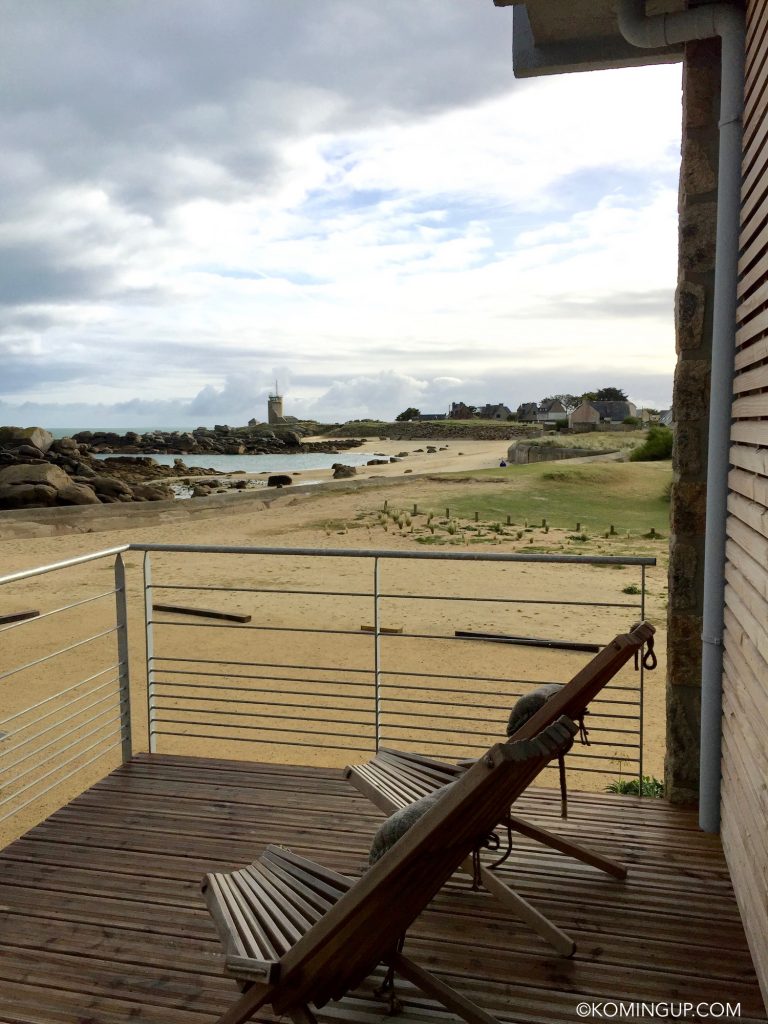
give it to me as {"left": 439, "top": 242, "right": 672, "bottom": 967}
{"left": 507, "top": 443, "right": 618, "bottom": 464}
{"left": 666, "top": 38, "right": 721, "bottom": 805}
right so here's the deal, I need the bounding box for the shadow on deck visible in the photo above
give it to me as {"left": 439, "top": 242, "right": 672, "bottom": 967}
{"left": 0, "top": 754, "right": 763, "bottom": 1023}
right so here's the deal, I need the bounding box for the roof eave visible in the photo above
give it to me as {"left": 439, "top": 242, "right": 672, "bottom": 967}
{"left": 500, "top": 3, "right": 684, "bottom": 78}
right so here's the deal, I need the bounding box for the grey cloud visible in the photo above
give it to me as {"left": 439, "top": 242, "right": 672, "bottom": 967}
{"left": 0, "top": 1, "right": 517, "bottom": 215}
{"left": 0, "top": 366, "right": 673, "bottom": 430}
{"left": 0, "top": 348, "right": 97, "bottom": 396}
{"left": 0, "top": 244, "right": 113, "bottom": 305}
{"left": 509, "top": 289, "right": 675, "bottom": 321}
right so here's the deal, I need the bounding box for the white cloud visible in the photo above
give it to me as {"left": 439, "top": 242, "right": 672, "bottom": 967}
{"left": 0, "top": 2, "right": 680, "bottom": 425}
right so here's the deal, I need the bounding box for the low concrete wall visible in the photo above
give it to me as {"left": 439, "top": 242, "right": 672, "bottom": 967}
{"left": 508, "top": 443, "right": 619, "bottom": 464}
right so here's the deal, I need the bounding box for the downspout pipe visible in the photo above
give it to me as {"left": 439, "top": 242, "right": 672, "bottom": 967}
{"left": 617, "top": 0, "right": 745, "bottom": 833}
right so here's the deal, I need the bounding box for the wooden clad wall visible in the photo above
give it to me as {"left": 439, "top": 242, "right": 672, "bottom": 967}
{"left": 722, "top": 0, "right": 768, "bottom": 1009}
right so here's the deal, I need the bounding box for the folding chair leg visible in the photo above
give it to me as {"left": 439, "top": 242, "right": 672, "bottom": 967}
{"left": 507, "top": 813, "right": 627, "bottom": 879}
{"left": 461, "top": 857, "right": 576, "bottom": 958}
{"left": 386, "top": 951, "right": 500, "bottom": 1024}
{"left": 214, "top": 982, "right": 270, "bottom": 1024}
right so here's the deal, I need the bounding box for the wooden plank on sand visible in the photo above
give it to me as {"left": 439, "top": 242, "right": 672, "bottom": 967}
{"left": 0, "top": 609, "right": 40, "bottom": 626}
{"left": 454, "top": 630, "right": 600, "bottom": 653}
{"left": 152, "top": 603, "right": 251, "bottom": 623}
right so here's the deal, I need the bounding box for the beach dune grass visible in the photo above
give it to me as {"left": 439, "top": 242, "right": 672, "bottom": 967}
{"left": 420, "top": 462, "right": 672, "bottom": 536}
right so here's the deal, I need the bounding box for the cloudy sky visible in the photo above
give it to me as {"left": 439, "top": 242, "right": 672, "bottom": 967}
{"left": 0, "top": 1, "right": 682, "bottom": 428}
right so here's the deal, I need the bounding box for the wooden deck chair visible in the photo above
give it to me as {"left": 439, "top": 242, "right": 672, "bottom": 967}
{"left": 203, "top": 716, "right": 579, "bottom": 1024}
{"left": 345, "top": 620, "right": 656, "bottom": 958}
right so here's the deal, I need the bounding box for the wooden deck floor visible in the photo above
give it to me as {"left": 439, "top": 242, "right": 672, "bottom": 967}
{"left": 0, "top": 754, "right": 764, "bottom": 1024}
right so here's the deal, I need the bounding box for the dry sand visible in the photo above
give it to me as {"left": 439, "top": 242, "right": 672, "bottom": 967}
{"left": 0, "top": 439, "right": 667, "bottom": 845}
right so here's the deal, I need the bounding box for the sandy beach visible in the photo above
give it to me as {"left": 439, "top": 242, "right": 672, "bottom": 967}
{"left": 0, "top": 439, "right": 667, "bottom": 845}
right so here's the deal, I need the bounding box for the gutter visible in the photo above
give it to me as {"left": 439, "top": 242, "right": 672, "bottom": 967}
{"left": 617, "top": 1, "right": 745, "bottom": 833}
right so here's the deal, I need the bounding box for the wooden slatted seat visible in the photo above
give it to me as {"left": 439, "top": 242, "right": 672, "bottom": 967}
{"left": 345, "top": 621, "right": 656, "bottom": 958}
{"left": 203, "top": 717, "right": 579, "bottom": 1024}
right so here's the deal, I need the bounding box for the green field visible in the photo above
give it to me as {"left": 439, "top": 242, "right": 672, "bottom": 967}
{"left": 416, "top": 461, "right": 672, "bottom": 537}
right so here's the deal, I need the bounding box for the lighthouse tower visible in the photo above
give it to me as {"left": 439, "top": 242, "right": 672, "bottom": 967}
{"left": 267, "top": 382, "right": 284, "bottom": 424}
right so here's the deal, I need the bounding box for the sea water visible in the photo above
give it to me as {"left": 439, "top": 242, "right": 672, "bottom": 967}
{"left": 91, "top": 450, "right": 379, "bottom": 474}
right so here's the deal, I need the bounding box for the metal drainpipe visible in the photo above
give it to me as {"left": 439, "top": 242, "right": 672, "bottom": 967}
{"left": 617, "top": 0, "right": 745, "bottom": 833}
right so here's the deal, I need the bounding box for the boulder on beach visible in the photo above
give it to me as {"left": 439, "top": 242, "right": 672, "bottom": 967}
{"left": 332, "top": 463, "right": 357, "bottom": 479}
{"left": 0, "top": 425, "right": 54, "bottom": 454}
{"left": 90, "top": 475, "right": 135, "bottom": 502}
{"left": 0, "top": 463, "right": 99, "bottom": 507}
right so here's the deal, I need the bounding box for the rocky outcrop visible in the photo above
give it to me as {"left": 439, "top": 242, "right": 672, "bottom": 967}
{"left": 71, "top": 423, "right": 364, "bottom": 457}
{"left": 0, "top": 426, "right": 55, "bottom": 454}
{"left": 332, "top": 463, "right": 357, "bottom": 479}
{"left": 0, "top": 428, "right": 214, "bottom": 510}
{"left": 0, "top": 463, "right": 101, "bottom": 507}
{"left": 0, "top": 420, "right": 365, "bottom": 511}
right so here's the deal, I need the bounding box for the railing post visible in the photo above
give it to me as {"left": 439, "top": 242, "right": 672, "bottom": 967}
{"left": 639, "top": 564, "right": 646, "bottom": 794}
{"left": 114, "top": 553, "right": 132, "bottom": 762}
{"left": 374, "top": 556, "right": 381, "bottom": 751}
{"left": 143, "top": 552, "right": 157, "bottom": 754}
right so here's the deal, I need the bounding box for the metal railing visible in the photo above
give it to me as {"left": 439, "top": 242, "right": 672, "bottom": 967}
{"left": 135, "top": 545, "right": 655, "bottom": 789}
{"left": 0, "top": 543, "right": 656, "bottom": 840}
{"left": 0, "top": 546, "right": 132, "bottom": 834}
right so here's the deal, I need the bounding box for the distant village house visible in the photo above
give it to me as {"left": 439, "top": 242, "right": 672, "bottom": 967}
{"left": 568, "top": 400, "right": 637, "bottom": 427}
{"left": 516, "top": 400, "right": 566, "bottom": 424}
{"left": 476, "top": 403, "right": 513, "bottom": 420}
{"left": 448, "top": 402, "right": 478, "bottom": 419}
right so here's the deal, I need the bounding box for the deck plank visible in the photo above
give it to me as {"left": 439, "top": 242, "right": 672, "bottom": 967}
{"left": 0, "top": 753, "right": 764, "bottom": 1023}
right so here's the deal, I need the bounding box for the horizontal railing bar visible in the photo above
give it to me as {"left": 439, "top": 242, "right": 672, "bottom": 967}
{"left": 130, "top": 542, "right": 656, "bottom": 566}
{"left": 0, "top": 665, "right": 120, "bottom": 727}
{"left": 148, "top": 670, "right": 639, "bottom": 705}
{"left": 0, "top": 628, "right": 119, "bottom": 682}
{"left": 153, "top": 583, "right": 372, "bottom": 598}
{"left": 377, "top": 594, "right": 641, "bottom": 609}
{"left": 378, "top": 711, "right": 642, "bottom": 737}
{"left": 151, "top": 655, "right": 373, "bottom": 674}
{"left": 149, "top": 580, "right": 641, "bottom": 611}
{"left": 0, "top": 736, "right": 124, "bottom": 825}
{"left": 154, "top": 692, "right": 373, "bottom": 711}
{"left": 0, "top": 721, "right": 123, "bottom": 809}
{"left": 152, "top": 670, "right": 373, "bottom": 690}
{"left": 0, "top": 703, "right": 121, "bottom": 780}
{"left": 0, "top": 546, "right": 129, "bottom": 586}
{"left": 154, "top": 705, "right": 486, "bottom": 728}
{"left": 152, "top": 717, "right": 374, "bottom": 738}
{"left": 378, "top": 735, "right": 640, "bottom": 761}
{"left": 150, "top": 620, "right": 368, "bottom": 638}
{"left": 153, "top": 708, "right": 376, "bottom": 728}
{"left": 380, "top": 679, "right": 640, "bottom": 701}
{"left": 150, "top": 618, "right": 629, "bottom": 653}
{"left": 151, "top": 728, "right": 373, "bottom": 752}
{"left": 377, "top": 694, "right": 641, "bottom": 718}
{"left": 0, "top": 588, "right": 118, "bottom": 634}
{"left": 0, "top": 682, "right": 119, "bottom": 758}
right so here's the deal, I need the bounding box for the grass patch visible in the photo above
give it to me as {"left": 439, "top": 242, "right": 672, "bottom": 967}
{"left": 428, "top": 461, "right": 671, "bottom": 536}
{"left": 606, "top": 775, "right": 665, "bottom": 798}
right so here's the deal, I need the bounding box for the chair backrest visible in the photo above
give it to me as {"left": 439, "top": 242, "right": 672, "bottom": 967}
{"left": 507, "top": 620, "right": 654, "bottom": 742}
{"left": 273, "top": 718, "right": 578, "bottom": 1013}
{"left": 272, "top": 620, "right": 654, "bottom": 1014}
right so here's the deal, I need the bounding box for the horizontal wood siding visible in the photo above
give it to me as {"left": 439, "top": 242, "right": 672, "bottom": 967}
{"left": 723, "top": 0, "right": 768, "bottom": 1009}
